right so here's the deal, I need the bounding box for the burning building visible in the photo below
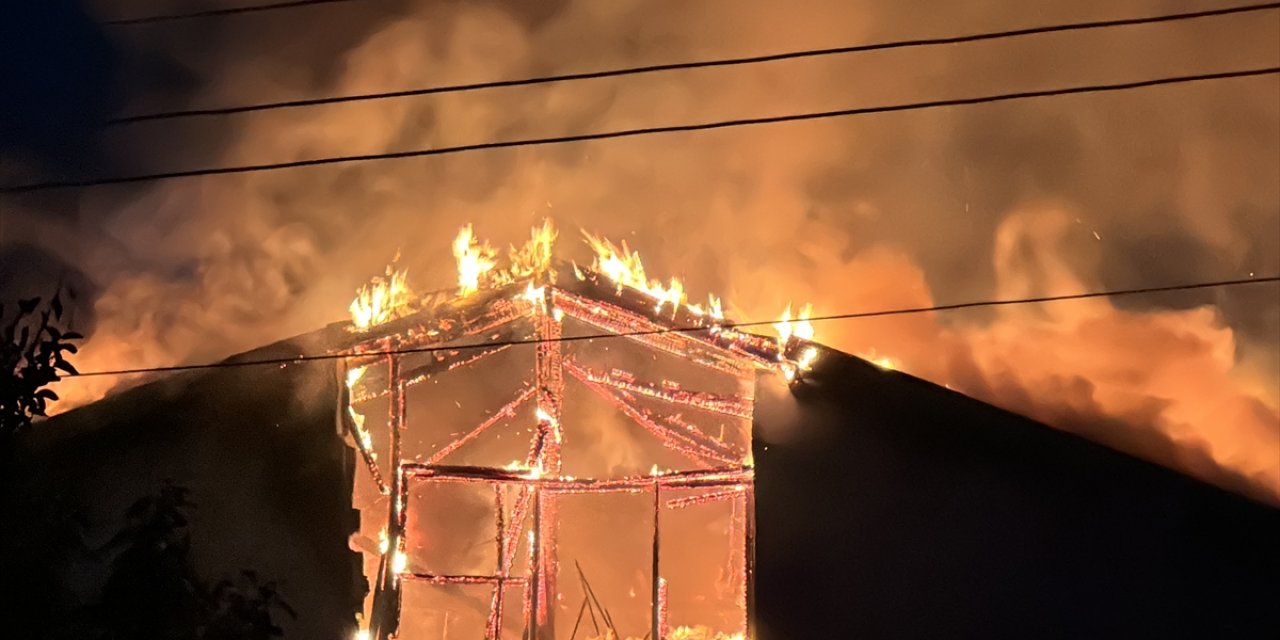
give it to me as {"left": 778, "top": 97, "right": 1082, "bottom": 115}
{"left": 335, "top": 223, "right": 807, "bottom": 640}
{"left": 4, "top": 222, "right": 1276, "bottom": 639}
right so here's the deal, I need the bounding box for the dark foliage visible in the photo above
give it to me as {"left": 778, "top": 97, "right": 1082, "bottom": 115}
{"left": 0, "top": 293, "right": 81, "bottom": 438}
{"left": 98, "top": 481, "right": 203, "bottom": 640}
{"left": 203, "top": 571, "right": 297, "bottom": 640}
{"left": 2, "top": 482, "right": 296, "bottom": 639}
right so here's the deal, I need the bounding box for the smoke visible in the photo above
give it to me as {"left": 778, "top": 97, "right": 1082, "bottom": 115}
{"left": 3, "top": 0, "right": 1277, "bottom": 502}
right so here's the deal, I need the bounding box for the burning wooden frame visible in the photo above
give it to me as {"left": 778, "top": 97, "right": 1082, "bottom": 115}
{"left": 339, "top": 264, "right": 795, "bottom": 640}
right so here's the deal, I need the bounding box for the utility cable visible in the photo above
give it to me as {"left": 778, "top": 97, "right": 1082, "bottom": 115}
{"left": 60, "top": 275, "right": 1280, "bottom": 378}
{"left": 104, "top": 0, "right": 363, "bottom": 26}
{"left": 107, "top": 2, "right": 1280, "bottom": 124}
{"left": 6, "top": 66, "right": 1277, "bottom": 195}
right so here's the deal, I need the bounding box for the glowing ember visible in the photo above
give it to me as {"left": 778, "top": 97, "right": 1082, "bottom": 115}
{"left": 349, "top": 264, "right": 415, "bottom": 331}
{"left": 453, "top": 224, "right": 498, "bottom": 295}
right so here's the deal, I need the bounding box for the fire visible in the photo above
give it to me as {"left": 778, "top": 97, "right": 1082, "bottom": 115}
{"left": 523, "top": 281, "right": 547, "bottom": 306}
{"left": 796, "top": 345, "right": 820, "bottom": 371}
{"left": 453, "top": 224, "right": 498, "bottom": 295}
{"left": 349, "top": 264, "right": 415, "bottom": 331}
{"left": 668, "top": 628, "right": 746, "bottom": 640}
{"left": 453, "top": 220, "right": 558, "bottom": 294}
{"left": 860, "top": 350, "right": 901, "bottom": 371}
{"left": 687, "top": 293, "right": 724, "bottom": 320}
{"left": 391, "top": 548, "right": 408, "bottom": 574}
{"left": 535, "top": 405, "right": 556, "bottom": 425}
{"left": 345, "top": 365, "right": 375, "bottom": 452}
{"left": 508, "top": 218, "right": 557, "bottom": 278}
{"left": 773, "top": 302, "right": 815, "bottom": 347}
{"left": 581, "top": 230, "right": 721, "bottom": 318}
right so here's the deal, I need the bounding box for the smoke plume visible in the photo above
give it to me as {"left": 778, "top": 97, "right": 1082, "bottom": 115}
{"left": 3, "top": 0, "right": 1277, "bottom": 502}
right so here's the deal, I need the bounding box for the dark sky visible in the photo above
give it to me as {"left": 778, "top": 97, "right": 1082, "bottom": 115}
{"left": 1, "top": 1, "right": 1277, "bottom": 502}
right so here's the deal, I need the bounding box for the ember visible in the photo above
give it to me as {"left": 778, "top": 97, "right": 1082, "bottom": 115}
{"left": 343, "top": 222, "right": 817, "bottom": 639}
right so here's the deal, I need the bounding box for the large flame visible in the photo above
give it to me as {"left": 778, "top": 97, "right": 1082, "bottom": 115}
{"left": 773, "top": 302, "right": 815, "bottom": 346}
{"left": 582, "top": 230, "right": 721, "bottom": 318}
{"left": 452, "top": 224, "right": 498, "bottom": 295}
{"left": 349, "top": 264, "right": 415, "bottom": 331}
{"left": 508, "top": 218, "right": 557, "bottom": 279}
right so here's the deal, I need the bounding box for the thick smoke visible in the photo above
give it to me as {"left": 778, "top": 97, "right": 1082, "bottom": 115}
{"left": 4, "top": 0, "right": 1277, "bottom": 502}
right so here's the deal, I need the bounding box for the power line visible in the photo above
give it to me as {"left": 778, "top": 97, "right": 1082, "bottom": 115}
{"left": 104, "top": 0, "right": 363, "bottom": 26}
{"left": 62, "top": 275, "right": 1280, "bottom": 378}
{"left": 7, "top": 66, "right": 1278, "bottom": 195}
{"left": 108, "top": 2, "right": 1280, "bottom": 124}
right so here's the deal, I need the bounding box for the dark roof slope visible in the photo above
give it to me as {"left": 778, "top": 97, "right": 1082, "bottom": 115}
{"left": 753, "top": 350, "right": 1280, "bottom": 639}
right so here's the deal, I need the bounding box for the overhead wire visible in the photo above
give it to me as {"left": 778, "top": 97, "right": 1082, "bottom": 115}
{"left": 60, "top": 275, "right": 1280, "bottom": 378}
{"left": 103, "top": 0, "right": 364, "bottom": 26}
{"left": 6, "top": 66, "right": 1278, "bottom": 195}
{"left": 106, "top": 2, "right": 1280, "bottom": 124}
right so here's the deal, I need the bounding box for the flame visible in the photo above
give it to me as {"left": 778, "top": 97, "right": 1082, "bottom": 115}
{"left": 535, "top": 406, "right": 556, "bottom": 425}
{"left": 377, "top": 528, "right": 389, "bottom": 555}
{"left": 796, "top": 345, "right": 820, "bottom": 371}
{"left": 773, "top": 302, "right": 815, "bottom": 346}
{"left": 870, "top": 356, "right": 897, "bottom": 370}
{"left": 346, "top": 365, "right": 366, "bottom": 389}
{"left": 526, "top": 461, "right": 544, "bottom": 480}
{"left": 687, "top": 293, "right": 724, "bottom": 320}
{"left": 349, "top": 265, "right": 415, "bottom": 331}
{"left": 453, "top": 224, "right": 498, "bottom": 295}
{"left": 392, "top": 548, "right": 408, "bottom": 574}
{"left": 667, "top": 628, "right": 745, "bottom": 640}
{"left": 345, "top": 365, "right": 374, "bottom": 451}
{"left": 582, "top": 231, "right": 723, "bottom": 318}
{"left": 508, "top": 219, "right": 557, "bottom": 279}
{"left": 523, "top": 282, "right": 547, "bottom": 306}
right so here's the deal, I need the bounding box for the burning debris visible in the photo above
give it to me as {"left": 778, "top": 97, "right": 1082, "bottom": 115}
{"left": 341, "top": 221, "right": 819, "bottom": 640}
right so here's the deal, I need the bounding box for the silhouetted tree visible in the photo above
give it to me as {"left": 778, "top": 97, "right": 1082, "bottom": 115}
{"left": 203, "top": 571, "right": 297, "bottom": 640}
{"left": 0, "top": 293, "right": 81, "bottom": 454}
{"left": 92, "top": 482, "right": 296, "bottom": 640}
{"left": 97, "top": 481, "right": 203, "bottom": 640}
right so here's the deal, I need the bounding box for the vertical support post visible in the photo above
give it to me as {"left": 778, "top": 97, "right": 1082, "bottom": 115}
{"left": 527, "top": 487, "right": 544, "bottom": 639}
{"left": 373, "top": 350, "right": 406, "bottom": 640}
{"left": 533, "top": 286, "right": 564, "bottom": 636}
{"left": 743, "top": 484, "right": 757, "bottom": 640}
{"left": 651, "top": 480, "right": 663, "bottom": 640}
{"left": 487, "top": 485, "right": 506, "bottom": 639}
